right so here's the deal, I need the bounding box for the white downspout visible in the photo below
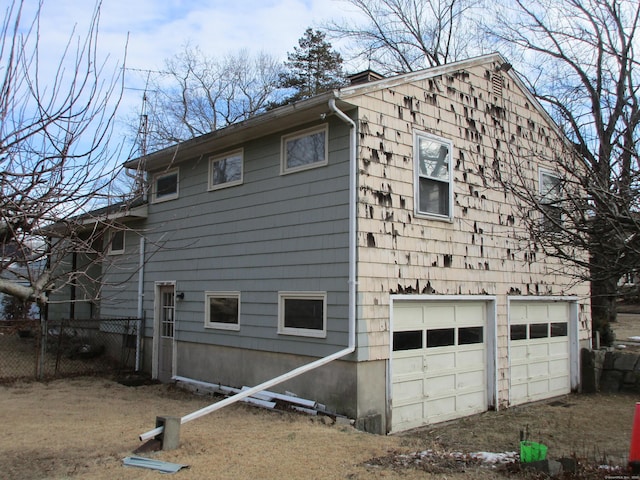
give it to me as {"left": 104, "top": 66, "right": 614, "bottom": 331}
{"left": 139, "top": 98, "right": 358, "bottom": 442}
{"left": 135, "top": 236, "right": 145, "bottom": 372}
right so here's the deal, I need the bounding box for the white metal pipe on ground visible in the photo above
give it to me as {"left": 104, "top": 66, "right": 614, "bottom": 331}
{"left": 139, "top": 97, "right": 358, "bottom": 443}
{"left": 140, "top": 348, "right": 353, "bottom": 441}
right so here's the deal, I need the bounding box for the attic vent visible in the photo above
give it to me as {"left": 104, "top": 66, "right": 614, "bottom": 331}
{"left": 492, "top": 74, "right": 504, "bottom": 97}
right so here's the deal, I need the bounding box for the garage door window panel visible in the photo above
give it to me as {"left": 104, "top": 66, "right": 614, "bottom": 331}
{"left": 393, "top": 330, "right": 423, "bottom": 351}
{"left": 510, "top": 324, "right": 527, "bottom": 340}
{"left": 459, "top": 326, "right": 483, "bottom": 345}
{"left": 550, "top": 322, "right": 568, "bottom": 337}
{"left": 529, "top": 323, "right": 549, "bottom": 339}
{"left": 427, "top": 328, "right": 454, "bottom": 347}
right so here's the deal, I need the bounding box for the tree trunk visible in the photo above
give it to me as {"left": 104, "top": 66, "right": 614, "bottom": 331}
{"left": 590, "top": 275, "right": 617, "bottom": 347}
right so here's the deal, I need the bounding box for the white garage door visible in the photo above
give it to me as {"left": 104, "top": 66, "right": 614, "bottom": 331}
{"left": 509, "top": 301, "right": 571, "bottom": 405}
{"left": 391, "top": 301, "right": 488, "bottom": 432}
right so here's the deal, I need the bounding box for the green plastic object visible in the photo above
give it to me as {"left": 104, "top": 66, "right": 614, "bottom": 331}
{"left": 520, "top": 441, "right": 548, "bottom": 463}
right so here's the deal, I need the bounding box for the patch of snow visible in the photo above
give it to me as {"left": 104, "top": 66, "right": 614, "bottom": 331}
{"left": 471, "top": 451, "right": 519, "bottom": 464}
{"left": 629, "top": 336, "right": 640, "bottom": 342}
{"left": 414, "top": 449, "right": 518, "bottom": 465}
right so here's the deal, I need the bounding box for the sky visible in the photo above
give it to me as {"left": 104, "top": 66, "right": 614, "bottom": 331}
{"left": 21, "top": 0, "right": 359, "bottom": 157}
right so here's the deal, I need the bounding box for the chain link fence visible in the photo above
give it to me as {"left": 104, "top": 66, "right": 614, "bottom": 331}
{"left": 0, "top": 317, "right": 143, "bottom": 382}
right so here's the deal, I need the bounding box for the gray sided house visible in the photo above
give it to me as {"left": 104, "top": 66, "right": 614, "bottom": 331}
{"left": 53, "top": 53, "right": 591, "bottom": 434}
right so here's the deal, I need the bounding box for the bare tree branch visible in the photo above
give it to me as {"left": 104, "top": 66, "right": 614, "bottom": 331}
{"left": 0, "top": 0, "right": 127, "bottom": 307}
{"left": 132, "top": 45, "right": 283, "bottom": 152}
{"left": 325, "top": 0, "right": 482, "bottom": 73}
{"left": 486, "top": 0, "right": 640, "bottom": 342}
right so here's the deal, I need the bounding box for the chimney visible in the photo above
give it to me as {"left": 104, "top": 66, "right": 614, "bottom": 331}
{"left": 348, "top": 70, "right": 385, "bottom": 85}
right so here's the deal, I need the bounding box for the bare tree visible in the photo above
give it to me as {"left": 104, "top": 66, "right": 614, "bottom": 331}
{"left": 0, "top": 0, "right": 127, "bottom": 308}
{"left": 326, "top": 0, "right": 482, "bottom": 74}
{"left": 136, "top": 45, "right": 283, "bottom": 152}
{"left": 486, "top": 0, "right": 640, "bottom": 343}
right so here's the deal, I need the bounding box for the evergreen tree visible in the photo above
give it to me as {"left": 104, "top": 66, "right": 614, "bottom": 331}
{"left": 279, "top": 28, "right": 345, "bottom": 104}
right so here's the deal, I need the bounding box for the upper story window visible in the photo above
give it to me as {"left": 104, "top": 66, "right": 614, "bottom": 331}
{"left": 539, "top": 169, "right": 562, "bottom": 232}
{"left": 107, "top": 228, "right": 124, "bottom": 255}
{"left": 204, "top": 291, "right": 240, "bottom": 331}
{"left": 281, "top": 125, "right": 328, "bottom": 174}
{"left": 152, "top": 168, "right": 179, "bottom": 203}
{"left": 209, "top": 150, "right": 243, "bottom": 191}
{"left": 278, "top": 291, "right": 327, "bottom": 338}
{"left": 414, "top": 131, "right": 453, "bottom": 220}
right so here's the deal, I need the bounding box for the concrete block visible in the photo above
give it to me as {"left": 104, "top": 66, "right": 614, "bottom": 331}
{"left": 558, "top": 457, "right": 577, "bottom": 473}
{"left": 335, "top": 416, "right": 353, "bottom": 426}
{"left": 622, "top": 371, "right": 640, "bottom": 393}
{"left": 600, "top": 370, "right": 623, "bottom": 393}
{"left": 593, "top": 349, "right": 606, "bottom": 369}
{"left": 613, "top": 353, "right": 639, "bottom": 371}
{"left": 522, "top": 459, "right": 563, "bottom": 476}
{"left": 355, "top": 414, "right": 383, "bottom": 435}
{"left": 580, "top": 348, "right": 601, "bottom": 393}
{"left": 155, "top": 416, "right": 180, "bottom": 451}
{"left": 603, "top": 351, "right": 617, "bottom": 370}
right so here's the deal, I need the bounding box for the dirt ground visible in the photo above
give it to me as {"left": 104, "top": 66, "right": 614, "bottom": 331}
{"left": 1, "top": 316, "right": 640, "bottom": 480}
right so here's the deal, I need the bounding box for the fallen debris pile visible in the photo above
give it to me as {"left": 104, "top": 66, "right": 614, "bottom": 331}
{"left": 175, "top": 376, "right": 350, "bottom": 424}
{"left": 364, "top": 449, "right": 518, "bottom": 474}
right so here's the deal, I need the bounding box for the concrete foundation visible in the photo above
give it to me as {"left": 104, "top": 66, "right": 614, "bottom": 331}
{"left": 172, "top": 341, "right": 388, "bottom": 433}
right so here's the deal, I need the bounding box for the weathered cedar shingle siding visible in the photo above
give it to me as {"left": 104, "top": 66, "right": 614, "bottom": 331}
{"left": 343, "top": 59, "right": 590, "bottom": 393}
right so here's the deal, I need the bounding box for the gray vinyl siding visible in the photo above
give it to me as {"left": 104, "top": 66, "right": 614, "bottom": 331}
{"left": 99, "top": 222, "right": 145, "bottom": 318}
{"left": 118, "top": 117, "right": 351, "bottom": 358}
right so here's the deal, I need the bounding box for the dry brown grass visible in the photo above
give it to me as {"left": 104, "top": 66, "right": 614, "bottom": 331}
{"left": 0, "top": 376, "right": 636, "bottom": 480}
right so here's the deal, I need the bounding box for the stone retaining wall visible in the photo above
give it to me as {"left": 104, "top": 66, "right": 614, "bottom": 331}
{"left": 581, "top": 347, "right": 640, "bottom": 393}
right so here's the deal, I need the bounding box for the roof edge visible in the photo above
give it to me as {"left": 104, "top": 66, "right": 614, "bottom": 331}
{"left": 124, "top": 92, "right": 342, "bottom": 170}
{"left": 336, "top": 53, "right": 508, "bottom": 98}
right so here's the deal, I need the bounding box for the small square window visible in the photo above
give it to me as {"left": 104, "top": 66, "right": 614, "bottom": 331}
{"left": 209, "top": 150, "right": 243, "bottom": 190}
{"left": 107, "top": 229, "right": 125, "bottom": 255}
{"left": 281, "top": 125, "right": 328, "bottom": 174}
{"left": 204, "top": 292, "right": 240, "bottom": 331}
{"left": 414, "top": 131, "right": 453, "bottom": 220}
{"left": 278, "top": 292, "right": 326, "bottom": 338}
{"left": 152, "top": 168, "right": 179, "bottom": 203}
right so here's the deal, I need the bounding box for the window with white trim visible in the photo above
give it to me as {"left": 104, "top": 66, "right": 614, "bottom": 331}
{"left": 204, "top": 292, "right": 240, "bottom": 331}
{"left": 540, "top": 169, "right": 562, "bottom": 232}
{"left": 278, "top": 292, "right": 327, "bottom": 338}
{"left": 281, "top": 125, "right": 328, "bottom": 174}
{"left": 414, "top": 131, "right": 453, "bottom": 219}
{"left": 107, "top": 229, "right": 125, "bottom": 255}
{"left": 209, "top": 150, "right": 243, "bottom": 190}
{"left": 152, "top": 168, "right": 179, "bottom": 203}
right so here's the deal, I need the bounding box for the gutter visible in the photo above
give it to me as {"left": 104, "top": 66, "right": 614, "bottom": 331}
{"left": 139, "top": 98, "right": 358, "bottom": 442}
